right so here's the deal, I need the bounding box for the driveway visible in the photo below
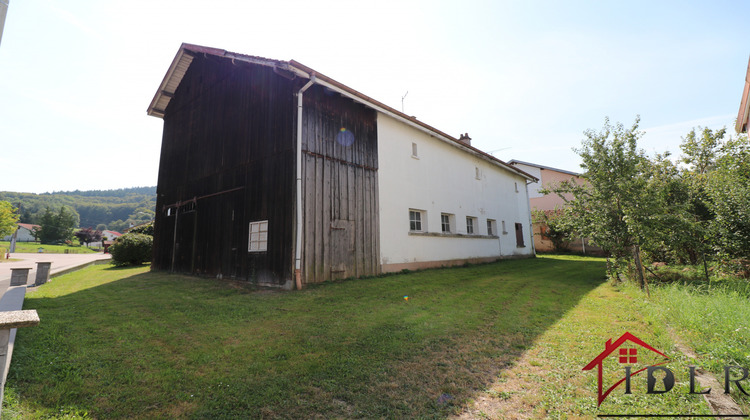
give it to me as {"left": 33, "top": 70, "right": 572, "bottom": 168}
{"left": 0, "top": 252, "right": 112, "bottom": 291}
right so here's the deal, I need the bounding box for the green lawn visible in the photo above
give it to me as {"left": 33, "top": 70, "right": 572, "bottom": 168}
{"left": 0, "top": 241, "right": 98, "bottom": 255}
{"left": 2, "top": 256, "right": 728, "bottom": 418}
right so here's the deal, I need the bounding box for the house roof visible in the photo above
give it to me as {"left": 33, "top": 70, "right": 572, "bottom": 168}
{"left": 148, "top": 43, "right": 537, "bottom": 183}
{"left": 103, "top": 230, "right": 122, "bottom": 237}
{"left": 17, "top": 223, "right": 39, "bottom": 231}
{"left": 737, "top": 55, "right": 750, "bottom": 133}
{"left": 507, "top": 159, "right": 581, "bottom": 177}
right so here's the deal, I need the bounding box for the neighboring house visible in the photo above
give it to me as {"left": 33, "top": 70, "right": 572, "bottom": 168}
{"left": 147, "top": 43, "right": 537, "bottom": 289}
{"left": 2, "top": 223, "right": 39, "bottom": 242}
{"left": 507, "top": 160, "right": 601, "bottom": 254}
{"left": 101, "top": 230, "right": 122, "bottom": 241}
{"left": 737, "top": 55, "right": 750, "bottom": 134}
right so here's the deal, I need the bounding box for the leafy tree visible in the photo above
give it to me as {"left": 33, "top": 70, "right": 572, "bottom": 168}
{"left": 108, "top": 219, "right": 129, "bottom": 233}
{"left": 680, "top": 127, "right": 726, "bottom": 175}
{"left": 550, "top": 117, "right": 649, "bottom": 285}
{"left": 704, "top": 134, "right": 750, "bottom": 258}
{"left": 35, "top": 206, "right": 77, "bottom": 244}
{"left": 74, "top": 227, "right": 103, "bottom": 247}
{"left": 0, "top": 201, "right": 19, "bottom": 238}
{"left": 532, "top": 208, "right": 573, "bottom": 252}
{"left": 128, "top": 221, "right": 154, "bottom": 236}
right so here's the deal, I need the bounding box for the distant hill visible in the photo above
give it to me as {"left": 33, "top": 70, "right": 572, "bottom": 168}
{"left": 0, "top": 187, "right": 156, "bottom": 231}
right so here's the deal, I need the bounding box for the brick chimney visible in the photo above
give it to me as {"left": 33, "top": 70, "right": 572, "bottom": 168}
{"left": 458, "top": 133, "right": 472, "bottom": 147}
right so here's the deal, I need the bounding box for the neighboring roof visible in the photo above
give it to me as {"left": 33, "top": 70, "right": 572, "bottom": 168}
{"left": 103, "top": 230, "right": 122, "bottom": 236}
{"left": 148, "top": 43, "right": 538, "bottom": 183}
{"left": 737, "top": 55, "right": 750, "bottom": 133}
{"left": 17, "top": 223, "right": 39, "bottom": 231}
{"left": 507, "top": 159, "right": 581, "bottom": 177}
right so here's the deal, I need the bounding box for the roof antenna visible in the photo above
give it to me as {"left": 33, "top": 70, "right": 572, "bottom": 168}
{"left": 401, "top": 91, "right": 409, "bottom": 113}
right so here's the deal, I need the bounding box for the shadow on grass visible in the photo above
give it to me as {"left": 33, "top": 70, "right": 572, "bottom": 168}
{"left": 6, "top": 256, "right": 606, "bottom": 419}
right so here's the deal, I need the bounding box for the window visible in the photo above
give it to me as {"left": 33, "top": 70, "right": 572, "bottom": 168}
{"left": 411, "top": 142, "right": 419, "bottom": 158}
{"left": 475, "top": 166, "right": 481, "bottom": 180}
{"left": 466, "top": 216, "right": 477, "bottom": 234}
{"left": 515, "top": 222, "right": 525, "bottom": 247}
{"left": 502, "top": 220, "right": 508, "bottom": 234}
{"left": 487, "top": 219, "right": 496, "bottom": 236}
{"left": 441, "top": 213, "right": 453, "bottom": 233}
{"left": 248, "top": 220, "right": 268, "bottom": 252}
{"left": 409, "top": 210, "right": 424, "bottom": 232}
{"left": 515, "top": 182, "right": 519, "bottom": 193}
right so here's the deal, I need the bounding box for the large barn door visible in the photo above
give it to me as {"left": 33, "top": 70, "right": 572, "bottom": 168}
{"left": 174, "top": 209, "right": 196, "bottom": 273}
{"left": 330, "top": 219, "right": 355, "bottom": 279}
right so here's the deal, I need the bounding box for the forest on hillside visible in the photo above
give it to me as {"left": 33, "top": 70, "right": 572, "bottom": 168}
{"left": 0, "top": 187, "right": 156, "bottom": 232}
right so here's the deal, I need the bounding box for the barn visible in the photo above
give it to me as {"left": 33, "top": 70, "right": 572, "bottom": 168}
{"left": 148, "top": 43, "right": 537, "bottom": 289}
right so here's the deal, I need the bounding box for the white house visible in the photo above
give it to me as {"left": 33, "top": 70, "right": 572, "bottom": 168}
{"left": 378, "top": 117, "right": 536, "bottom": 272}
{"left": 2, "top": 223, "right": 39, "bottom": 242}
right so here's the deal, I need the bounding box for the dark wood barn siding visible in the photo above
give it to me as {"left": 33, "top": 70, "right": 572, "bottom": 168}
{"left": 153, "top": 54, "right": 296, "bottom": 285}
{"left": 301, "top": 85, "right": 380, "bottom": 283}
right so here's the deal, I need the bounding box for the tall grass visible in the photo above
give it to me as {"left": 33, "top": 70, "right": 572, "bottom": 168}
{"left": 640, "top": 277, "right": 750, "bottom": 413}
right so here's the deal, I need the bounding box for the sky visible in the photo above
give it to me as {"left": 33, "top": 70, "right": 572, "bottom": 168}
{"left": 0, "top": 0, "right": 748, "bottom": 194}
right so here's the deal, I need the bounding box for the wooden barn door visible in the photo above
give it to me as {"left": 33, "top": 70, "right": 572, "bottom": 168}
{"left": 330, "top": 219, "right": 355, "bottom": 279}
{"left": 174, "top": 210, "right": 196, "bottom": 273}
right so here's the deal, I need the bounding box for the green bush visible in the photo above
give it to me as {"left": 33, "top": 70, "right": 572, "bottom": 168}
{"left": 109, "top": 233, "right": 152, "bottom": 266}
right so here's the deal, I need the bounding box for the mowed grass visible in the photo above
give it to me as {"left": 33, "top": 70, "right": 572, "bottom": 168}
{"left": 0, "top": 241, "right": 97, "bottom": 255}
{"left": 5, "top": 256, "right": 605, "bottom": 418}
{"left": 4, "top": 255, "right": 721, "bottom": 418}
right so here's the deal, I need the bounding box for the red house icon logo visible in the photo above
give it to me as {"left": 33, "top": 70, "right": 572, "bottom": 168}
{"left": 582, "top": 332, "right": 670, "bottom": 406}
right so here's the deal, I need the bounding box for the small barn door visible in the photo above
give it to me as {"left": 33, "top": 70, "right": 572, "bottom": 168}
{"left": 174, "top": 210, "right": 196, "bottom": 272}
{"left": 515, "top": 222, "right": 525, "bottom": 248}
{"left": 330, "top": 219, "right": 355, "bottom": 279}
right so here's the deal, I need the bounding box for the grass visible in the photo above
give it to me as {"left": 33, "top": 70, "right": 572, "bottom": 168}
{"left": 0, "top": 241, "right": 98, "bottom": 255}
{"left": 640, "top": 277, "right": 750, "bottom": 414}
{"left": 2, "top": 255, "right": 725, "bottom": 418}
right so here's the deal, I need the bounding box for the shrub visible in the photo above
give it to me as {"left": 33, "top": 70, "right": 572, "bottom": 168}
{"left": 109, "top": 233, "right": 152, "bottom": 266}
{"left": 128, "top": 221, "right": 154, "bottom": 236}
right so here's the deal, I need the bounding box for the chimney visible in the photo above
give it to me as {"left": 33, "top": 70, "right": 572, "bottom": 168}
{"left": 458, "top": 133, "right": 472, "bottom": 147}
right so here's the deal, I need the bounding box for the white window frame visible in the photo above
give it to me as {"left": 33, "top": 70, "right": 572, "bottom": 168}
{"left": 411, "top": 142, "right": 419, "bottom": 159}
{"left": 409, "top": 209, "right": 425, "bottom": 232}
{"left": 248, "top": 220, "right": 268, "bottom": 252}
{"left": 466, "top": 216, "right": 477, "bottom": 235}
{"left": 441, "top": 213, "right": 454, "bottom": 233}
{"left": 487, "top": 219, "right": 496, "bottom": 236}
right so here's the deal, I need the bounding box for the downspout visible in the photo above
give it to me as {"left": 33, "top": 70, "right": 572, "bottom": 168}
{"left": 525, "top": 180, "right": 536, "bottom": 256}
{"left": 295, "top": 75, "right": 316, "bottom": 290}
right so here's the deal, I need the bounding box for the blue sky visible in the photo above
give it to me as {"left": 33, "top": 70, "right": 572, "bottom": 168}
{"left": 0, "top": 0, "right": 747, "bottom": 193}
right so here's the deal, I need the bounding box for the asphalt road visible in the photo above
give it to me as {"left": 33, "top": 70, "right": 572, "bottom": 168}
{"left": 0, "top": 252, "right": 112, "bottom": 291}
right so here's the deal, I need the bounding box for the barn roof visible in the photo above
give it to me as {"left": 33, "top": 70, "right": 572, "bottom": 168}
{"left": 148, "top": 43, "right": 537, "bottom": 182}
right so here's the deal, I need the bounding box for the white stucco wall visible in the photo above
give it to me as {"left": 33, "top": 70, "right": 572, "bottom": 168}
{"left": 377, "top": 114, "right": 534, "bottom": 269}
{"left": 509, "top": 162, "right": 544, "bottom": 198}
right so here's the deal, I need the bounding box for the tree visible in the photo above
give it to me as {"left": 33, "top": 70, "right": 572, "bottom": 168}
{"left": 0, "top": 201, "right": 19, "bottom": 238}
{"left": 74, "top": 227, "right": 103, "bottom": 247}
{"left": 549, "top": 117, "right": 649, "bottom": 284}
{"left": 107, "top": 219, "right": 129, "bottom": 233}
{"left": 35, "top": 206, "right": 77, "bottom": 244}
{"left": 680, "top": 127, "right": 726, "bottom": 175}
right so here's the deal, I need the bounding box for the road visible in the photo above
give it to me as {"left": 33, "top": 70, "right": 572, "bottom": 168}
{"left": 0, "top": 252, "right": 112, "bottom": 291}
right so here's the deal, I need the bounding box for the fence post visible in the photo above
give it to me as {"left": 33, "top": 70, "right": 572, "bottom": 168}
{"left": 9, "top": 268, "right": 30, "bottom": 287}
{"left": 34, "top": 262, "right": 52, "bottom": 286}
